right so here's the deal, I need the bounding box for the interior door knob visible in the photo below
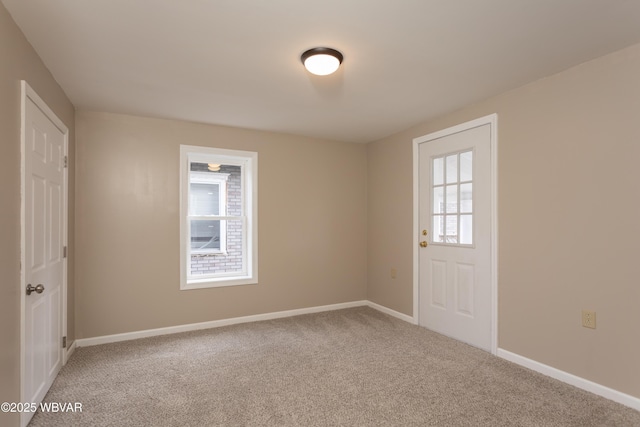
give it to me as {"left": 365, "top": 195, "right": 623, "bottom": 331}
{"left": 419, "top": 241, "right": 428, "bottom": 248}
{"left": 26, "top": 284, "right": 45, "bottom": 295}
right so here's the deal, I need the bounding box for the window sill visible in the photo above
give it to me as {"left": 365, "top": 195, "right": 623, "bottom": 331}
{"left": 181, "top": 275, "right": 257, "bottom": 290}
{"left": 190, "top": 251, "right": 228, "bottom": 257}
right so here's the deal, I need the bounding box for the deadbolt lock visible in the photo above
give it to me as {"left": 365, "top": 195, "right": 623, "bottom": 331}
{"left": 422, "top": 230, "right": 428, "bottom": 236}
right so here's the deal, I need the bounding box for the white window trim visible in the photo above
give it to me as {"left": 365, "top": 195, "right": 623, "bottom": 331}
{"left": 180, "top": 145, "right": 258, "bottom": 290}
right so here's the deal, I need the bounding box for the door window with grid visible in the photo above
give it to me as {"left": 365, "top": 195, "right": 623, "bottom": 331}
{"left": 432, "top": 150, "right": 473, "bottom": 245}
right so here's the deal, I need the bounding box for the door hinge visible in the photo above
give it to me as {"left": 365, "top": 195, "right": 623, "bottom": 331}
{"left": 63, "top": 246, "right": 67, "bottom": 258}
{"left": 64, "top": 156, "right": 68, "bottom": 168}
{"left": 62, "top": 336, "right": 67, "bottom": 348}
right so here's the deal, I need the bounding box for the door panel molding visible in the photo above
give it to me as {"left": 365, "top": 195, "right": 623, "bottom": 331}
{"left": 412, "top": 114, "right": 498, "bottom": 354}
{"left": 20, "top": 81, "right": 69, "bottom": 427}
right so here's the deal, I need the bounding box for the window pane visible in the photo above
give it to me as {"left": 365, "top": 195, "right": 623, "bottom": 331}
{"left": 460, "top": 151, "right": 473, "bottom": 182}
{"left": 460, "top": 214, "right": 473, "bottom": 245}
{"left": 432, "top": 215, "right": 444, "bottom": 243}
{"left": 190, "top": 183, "right": 219, "bottom": 215}
{"left": 446, "top": 154, "right": 458, "bottom": 183}
{"left": 433, "top": 157, "right": 444, "bottom": 186}
{"left": 446, "top": 185, "right": 458, "bottom": 213}
{"left": 190, "top": 219, "right": 245, "bottom": 276}
{"left": 224, "top": 165, "right": 242, "bottom": 217}
{"left": 460, "top": 183, "right": 472, "bottom": 213}
{"left": 191, "top": 220, "right": 221, "bottom": 250}
{"left": 189, "top": 162, "right": 241, "bottom": 218}
{"left": 433, "top": 186, "right": 444, "bottom": 214}
{"left": 446, "top": 215, "right": 458, "bottom": 243}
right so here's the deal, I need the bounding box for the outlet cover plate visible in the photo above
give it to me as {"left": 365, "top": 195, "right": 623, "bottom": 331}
{"left": 582, "top": 310, "right": 596, "bottom": 329}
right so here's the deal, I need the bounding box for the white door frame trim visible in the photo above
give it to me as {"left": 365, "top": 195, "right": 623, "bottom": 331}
{"left": 20, "top": 81, "right": 69, "bottom": 427}
{"left": 412, "top": 114, "right": 498, "bottom": 355}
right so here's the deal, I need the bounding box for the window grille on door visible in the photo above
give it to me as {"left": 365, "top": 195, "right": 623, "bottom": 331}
{"left": 431, "top": 150, "right": 473, "bottom": 246}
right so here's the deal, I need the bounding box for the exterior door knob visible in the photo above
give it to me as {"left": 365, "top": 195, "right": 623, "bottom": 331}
{"left": 419, "top": 241, "right": 428, "bottom": 248}
{"left": 26, "top": 284, "right": 45, "bottom": 295}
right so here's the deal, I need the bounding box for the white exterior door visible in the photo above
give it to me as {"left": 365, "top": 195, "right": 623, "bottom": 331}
{"left": 22, "top": 82, "right": 67, "bottom": 427}
{"left": 415, "top": 116, "right": 496, "bottom": 352}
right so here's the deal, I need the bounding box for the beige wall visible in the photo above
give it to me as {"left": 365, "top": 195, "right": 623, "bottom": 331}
{"left": 366, "top": 136, "right": 414, "bottom": 311}
{"left": 0, "top": 3, "right": 76, "bottom": 426}
{"left": 367, "top": 43, "right": 640, "bottom": 398}
{"left": 74, "top": 111, "right": 367, "bottom": 338}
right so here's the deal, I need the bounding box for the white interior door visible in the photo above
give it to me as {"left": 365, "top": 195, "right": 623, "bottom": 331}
{"left": 21, "top": 82, "right": 67, "bottom": 427}
{"left": 415, "top": 117, "right": 495, "bottom": 352}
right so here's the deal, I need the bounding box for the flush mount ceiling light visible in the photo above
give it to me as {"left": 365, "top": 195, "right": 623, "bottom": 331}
{"left": 301, "top": 47, "right": 343, "bottom": 76}
{"left": 207, "top": 163, "right": 221, "bottom": 172}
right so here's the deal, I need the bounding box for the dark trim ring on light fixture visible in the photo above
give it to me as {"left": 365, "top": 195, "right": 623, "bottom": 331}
{"left": 301, "top": 47, "right": 344, "bottom": 76}
{"left": 301, "top": 47, "right": 344, "bottom": 65}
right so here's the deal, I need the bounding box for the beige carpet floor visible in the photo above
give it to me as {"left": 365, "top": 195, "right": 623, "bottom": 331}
{"left": 30, "top": 307, "right": 640, "bottom": 426}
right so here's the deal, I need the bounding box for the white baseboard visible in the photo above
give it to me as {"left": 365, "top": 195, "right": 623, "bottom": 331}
{"left": 497, "top": 348, "right": 640, "bottom": 411}
{"left": 366, "top": 300, "right": 415, "bottom": 324}
{"left": 64, "top": 340, "right": 76, "bottom": 363}
{"left": 76, "top": 300, "right": 369, "bottom": 347}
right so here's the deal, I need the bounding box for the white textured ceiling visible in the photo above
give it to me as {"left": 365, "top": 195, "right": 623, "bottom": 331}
{"left": 4, "top": 0, "right": 640, "bottom": 143}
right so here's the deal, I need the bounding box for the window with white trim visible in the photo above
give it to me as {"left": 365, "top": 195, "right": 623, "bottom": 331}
{"left": 180, "top": 145, "right": 257, "bottom": 290}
